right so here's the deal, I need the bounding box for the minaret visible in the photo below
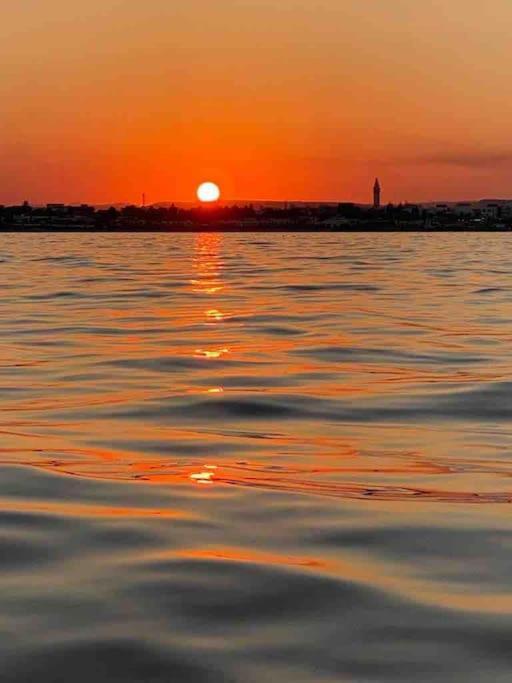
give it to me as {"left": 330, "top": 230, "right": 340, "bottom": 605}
{"left": 373, "top": 178, "right": 381, "bottom": 209}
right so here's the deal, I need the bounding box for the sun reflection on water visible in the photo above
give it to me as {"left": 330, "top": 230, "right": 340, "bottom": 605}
{"left": 206, "top": 309, "right": 227, "bottom": 322}
{"left": 190, "top": 464, "right": 218, "bottom": 485}
{"left": 191, "top": 234, "right": 230, "bottom": 395}
{"left": 195, "top": 348, "right": 230, "bottom": 359}
{"left": 191, "top": 233, "right": 225, "bottom": 295}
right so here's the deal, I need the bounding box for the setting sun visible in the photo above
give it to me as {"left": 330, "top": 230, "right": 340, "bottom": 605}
{"left": 197, "top": 182, "right": 221, "bottom": 203}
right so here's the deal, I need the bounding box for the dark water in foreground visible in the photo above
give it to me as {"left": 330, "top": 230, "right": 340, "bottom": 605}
{"left": 2, "top": 232, "right": 512, "bottom": 682}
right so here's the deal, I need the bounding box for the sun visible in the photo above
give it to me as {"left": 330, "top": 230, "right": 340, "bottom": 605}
{"left": 197, "top": 182, "right": 221, "bottom": 203}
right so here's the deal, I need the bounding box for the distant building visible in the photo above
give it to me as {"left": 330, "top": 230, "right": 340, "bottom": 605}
{"left": 373, "top": 178, "right": 381, "bottom": 209}
{"left": 455, "top": 202, "right": 473, "bottom": 216}
{"left": 435, "top": 204, "right": 450, "bottom": 214}
{"left": 481, "top": 203, "right": 500, "bottom": 219}
{"left": 46, "top": 203, "right": 68, "bottom": 216}
{"left": 337, "top": 202, "right": 360, "bottom": 219}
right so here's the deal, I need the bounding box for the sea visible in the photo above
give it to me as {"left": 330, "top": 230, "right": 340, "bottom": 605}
{"left": 1, "top": 231, "right": 512, "bottom": 682}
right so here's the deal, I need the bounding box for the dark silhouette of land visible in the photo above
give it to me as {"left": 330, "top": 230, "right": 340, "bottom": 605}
{"left": 1, "top": 199, "right": 512, "bottom": 232}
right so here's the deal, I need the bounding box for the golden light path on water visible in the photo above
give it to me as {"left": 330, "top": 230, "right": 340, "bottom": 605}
{"left": 189, "top": 233, "right": 226, "bottom": 485}
{"left": 2, "top": 232, "right": 512, "bottom": 681}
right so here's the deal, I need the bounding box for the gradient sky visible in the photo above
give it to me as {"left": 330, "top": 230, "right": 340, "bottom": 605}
{"left": 2, "top": 0, "right": 512, "bottom": 204}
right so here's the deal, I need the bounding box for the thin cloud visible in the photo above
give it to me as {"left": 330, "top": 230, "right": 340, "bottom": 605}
{"left": 297, "top": 150, "right": 512, "bottom": 169}
{"left": 410, "top": 151, "right": 512, "bottom": 168}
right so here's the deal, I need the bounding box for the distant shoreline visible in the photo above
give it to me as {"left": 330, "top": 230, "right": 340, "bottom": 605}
{"left": 3, "top": 199, "right": 510, "bottom": 232}
{"left": 1, "top": 224, "right": 511, "bottom": 233}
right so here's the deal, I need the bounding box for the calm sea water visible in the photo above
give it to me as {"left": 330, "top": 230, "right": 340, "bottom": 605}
{"left": 2, "top": 232, "right": 512, "bottom": 682}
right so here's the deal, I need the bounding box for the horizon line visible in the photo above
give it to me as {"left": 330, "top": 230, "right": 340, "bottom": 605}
{"left": 5, "top": 196, "right": 512, "bottom": 207}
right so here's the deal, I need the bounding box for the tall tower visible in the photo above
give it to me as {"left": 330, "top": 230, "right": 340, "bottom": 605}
{"left": 373, "top": 178, "right": 381, "bottom": 209}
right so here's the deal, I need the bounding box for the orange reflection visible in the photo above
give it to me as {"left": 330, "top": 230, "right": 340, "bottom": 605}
{"left": 190, "top": 234, "right": 230, "bottom": 388}
{"left": 195, "top": 348, "right": 230, "bottom": 359}
{"left": 174, "top": 545, "right": 512, "bottom": 615}
{"left": 0, "top": 498, "right": 191, "bottom": 520}
{"left": 206, "top": 309, "right": 227, "bottom": 322}
{"left": 191, "top": 233, "right": 225, "bottom": 295}
{"left": 190, "top": 464, "right": 218, "bottom": 485}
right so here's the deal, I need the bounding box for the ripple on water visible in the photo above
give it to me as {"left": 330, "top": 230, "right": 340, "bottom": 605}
{"left": 1, "top": 232, "right": 512, "bottom": 682}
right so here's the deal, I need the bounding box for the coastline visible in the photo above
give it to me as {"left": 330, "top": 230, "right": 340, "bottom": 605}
{"left": 1, "top": 223, "right": 511, "bottom": 232}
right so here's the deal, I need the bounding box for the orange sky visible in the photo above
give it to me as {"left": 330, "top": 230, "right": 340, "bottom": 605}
{"left": 2, "top": 1, "right": 512, "bottom": 204}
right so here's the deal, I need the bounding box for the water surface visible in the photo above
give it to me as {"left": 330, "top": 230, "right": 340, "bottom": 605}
{"left": 2, "top": 232, "right": 512, "bottom": 681}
